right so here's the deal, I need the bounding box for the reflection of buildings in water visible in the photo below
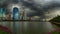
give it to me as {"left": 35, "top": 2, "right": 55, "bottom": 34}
{"left": 0, "top": 21, "right": 57, "bottom": 34}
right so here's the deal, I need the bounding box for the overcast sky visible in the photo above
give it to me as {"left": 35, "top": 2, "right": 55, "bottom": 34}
{"left": 23, "top": 0, "right": 60, "bottom": 19}
{"left": 1, "top": 0, "right": 60, "bottom": 19}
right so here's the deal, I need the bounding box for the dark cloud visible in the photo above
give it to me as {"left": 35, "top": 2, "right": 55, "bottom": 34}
{"left": 22, "top": 0, "right": 60, "bottom": 19}
{"left": 1, "top": 0, "right": 60, "bottom": 19}
{"left": 12, "top": 0, "right": 19, "bottom": 3}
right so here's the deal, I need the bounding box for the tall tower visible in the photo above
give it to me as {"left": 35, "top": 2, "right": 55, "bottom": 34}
{"left": 13, "top": 7, "right": 19, "bottom": 20}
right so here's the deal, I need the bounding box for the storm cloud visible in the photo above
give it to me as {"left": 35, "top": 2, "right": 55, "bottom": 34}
{"left": 1, "top": 0, "right": 60, "bottom": 19}
{"left": 22, "top": 0, "right": 60, "bottom": 19}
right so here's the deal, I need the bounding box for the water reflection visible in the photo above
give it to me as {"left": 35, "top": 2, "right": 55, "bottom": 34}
{"left": 0, "top": 21, "right": 58, "bottom": 34}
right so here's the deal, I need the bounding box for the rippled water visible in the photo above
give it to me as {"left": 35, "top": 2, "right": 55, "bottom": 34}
{"left": 0, "top": 21, "right": 58, "bottom": 34}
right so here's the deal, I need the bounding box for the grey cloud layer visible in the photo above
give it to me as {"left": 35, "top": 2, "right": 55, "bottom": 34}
{"left": 1, "top": 0, "right": 60, "bottom": 19}
{"left": 23, "top": 0, "right": 60, "bottom": 18}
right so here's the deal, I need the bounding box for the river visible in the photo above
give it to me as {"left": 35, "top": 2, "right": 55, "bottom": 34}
{"left": 0, "top": 21, "right": 59, "bottom": 34}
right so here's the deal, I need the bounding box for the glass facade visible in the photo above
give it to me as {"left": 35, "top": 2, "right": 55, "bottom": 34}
{"left": 0, "top": 7, "right": 40, "bottom": 20}
{"left": 13, "top": 7, "right": 19, "bottom": 20}
{"left": 0, "top": 8, "right": 5, "bottom": 20}
{"left": 0, "top": 8, "right": 5, "bottom": 17}
{"left": 0, "top": 0, "right": 60, "bottom": 34}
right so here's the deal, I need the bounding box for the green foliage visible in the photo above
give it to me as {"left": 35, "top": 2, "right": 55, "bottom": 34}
{"left": 49, "top": 15, "right": 60, "bottom": 22}
{"left": 0, "top": 29, "right": 10, "bottom": 34}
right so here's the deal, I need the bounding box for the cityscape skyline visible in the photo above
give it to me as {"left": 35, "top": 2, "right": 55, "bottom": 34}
{"left": 0, "top": 0, "right": 60, "bottom": 21}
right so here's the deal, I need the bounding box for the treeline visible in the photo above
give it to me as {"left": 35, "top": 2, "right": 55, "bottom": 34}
{"left": 49, "top": 15, "right": 60, "bottom": 22}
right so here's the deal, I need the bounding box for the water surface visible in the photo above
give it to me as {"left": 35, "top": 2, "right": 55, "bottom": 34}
{"left": 0, "top": 21, "right": 58, "bottom": 34}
